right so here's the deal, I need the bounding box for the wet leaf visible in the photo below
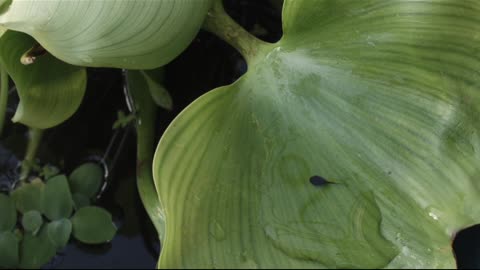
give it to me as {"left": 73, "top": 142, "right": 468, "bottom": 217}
{"left": 42, "top": 175, "right": 73, "bottom": 221}
{"left": 71, "top": 207, "right": 117, "bottom": 244}
{"left": 0, "top": 193, "right": 16, "bottom": 232}
{"left": 154, "top": 0, "right": 480, "bottom": 268}
{"left": 0, "top": 0, "right": 212, "bottom": 69}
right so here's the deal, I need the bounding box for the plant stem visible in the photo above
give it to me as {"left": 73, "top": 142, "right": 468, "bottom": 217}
{"left": 125, "top": 70, "right": 166, "bottom": 242}
{"left": 20, "top": 128, "right": 43, "bottom": 182}
{"left": 0, "top": 66, "right": 8, "bottom": 136}
{"left": 203, "top": 0, "right": 271, "bottom": 65}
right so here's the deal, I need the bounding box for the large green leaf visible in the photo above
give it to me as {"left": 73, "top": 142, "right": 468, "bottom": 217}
{"left": 0, "top": 31, "right": 86, "bottom": 129}
{"left": 154, "top": 0, "right": 480, "bottom": 268}
{"left": 0, "top": 0, "right": 212, "bottom": 69}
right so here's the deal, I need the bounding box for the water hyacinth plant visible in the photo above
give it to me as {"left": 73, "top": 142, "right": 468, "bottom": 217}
{"left": 0, "top": 0, "right": 480, "bottom": 268}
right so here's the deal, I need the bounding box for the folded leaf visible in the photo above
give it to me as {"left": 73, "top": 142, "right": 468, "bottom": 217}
{"left": 0, "top": 31, "right": 86, "bottom": 129}
{"left": 0, "top": 0, "right": 213, "bottom": 69}
{"left": 154, "top": 0, "right": 480, "bottom": 268}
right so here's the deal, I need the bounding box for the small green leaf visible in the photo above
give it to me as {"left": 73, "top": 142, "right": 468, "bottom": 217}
{"left": 11, "top": 179, "right": 44, "bottom": 214}
{"left": 0, "top": 193, "right": 16, "bottom": 232}
{"left": 42, "top": 175, "right": 73, "bottom": 221}
{"left": 40, "top": 165, "right": 60, "bottom": 180}
{"left": 47, "top": 219, "right": 72, "bottom": 249}
{"left": 21, "top": 211, "right": 43, "bottom": 234}
{"left": 19, "top": 227, "right": 56, "bottom": 269}
{"left": 112, "top": 110, "right": 135, "bottom": 130}
{"left": 0, "top": 231, "right": 20, "bottom": 268}
{"left": 71, "top": 207, "right": 116, "bottom": 244}
{"left": 69, "top": 163, "right": 104, "bottom": 199}
{"left": 141, "top": 69, "right": 173, "bottom": 111}
{"left": 72, "top": 193, "right": 90, "bottom": 210}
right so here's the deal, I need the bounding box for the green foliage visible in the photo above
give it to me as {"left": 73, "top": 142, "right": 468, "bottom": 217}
{"left": 0, "top": 31, "right": 86, "bottom": 129}
{"left": 68, "top": 162, "right": 104, "bottom": 200}
{"left": 47, "top": 219, "right": 72, "bottom": 249}
{"left": 0, "top": 163, "right": 115, "bottom": 269}
{"left": 21, "top": 211, "right": 43, "bottom": 234}
{"left": 10, "top": 179, "right": 44, "bottom": 214}
{"left": 42, "top": 175, "right": 73, "bottom": 221}
{"left": 0, "top": 0, "right": 213, "bottom": 69}
{"left": 0, "top": 231, "right": 20, "bottom": 268}
{"left": 0, "top": 193, "right": 16, "bottom": 232}
{"left": 0, "top": 0, "right": 480, "bottom": 268}
{"left": 71, "top": 207, "right": 117, "bottom": 245}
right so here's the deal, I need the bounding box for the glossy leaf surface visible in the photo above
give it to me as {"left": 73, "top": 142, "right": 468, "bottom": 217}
{"left": 0, "top": 0, "right": 213, "bottom": 69}
{"left": 154, "top": 0, "right": 480, "bottom": 268}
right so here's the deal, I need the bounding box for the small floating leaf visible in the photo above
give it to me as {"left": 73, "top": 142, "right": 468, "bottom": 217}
{"left": 0, "top": 231, "right": 20, "bottom": 268}
{"left": 21, "top": 211, "right": 43, "bottom": 234}
{"left": 47, "top": 219, "right": 72, "bottom": 249}
{"left": 42, "top": 175, "right": 73, "bottom": 221}
{"left": 11, "top": 179, "right": 44, "bottom": 214}
{"left": 0, "top": 193, "right": 16, "bottom": 232}
{"left": 69, "top": 163, "right": 104, "bottom": 199}
{"left": 19, "top": 227, "right": 56, "bottom": 269}
{"left": 71, "top": 207, "right": 116, "bottom": 244}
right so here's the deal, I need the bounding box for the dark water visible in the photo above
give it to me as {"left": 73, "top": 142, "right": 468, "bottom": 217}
{"left": 0, "top": 0, "right": 478, "bottom": 268}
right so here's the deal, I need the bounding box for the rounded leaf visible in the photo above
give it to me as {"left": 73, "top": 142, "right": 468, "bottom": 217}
{"left": 42, "top": 175, "right": 74, "bottom": 221}
{"left": 71, "top": 207, "right": 116, "bottom": 244}
{"left": 0, "top": 193, "right": 16, "bottom": 232}
{"left": 0, "top": 0, "right": 213, "bottom": 69}
{"left": 69, "top": 163, "right": 103, "bottom": 199}
{"left": 11, "top": 179, "right": 44, "bottom": 214}
{"left": 19, "top": 227, "right": 56, "bottom": 269}
{"left": 47, "top": 219, "right": 72, "bottom": 249}
{"left": 0, "top": 31, "right": 87, "bottom": 129}
{"left": 154, "top": 0, "right": 480, "bottom": 268}
{"left": 0, "top": 231, "right": 20, "bottom": 268}
{"left": 21, "top": 211, "right": 43, "bottom": 234}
